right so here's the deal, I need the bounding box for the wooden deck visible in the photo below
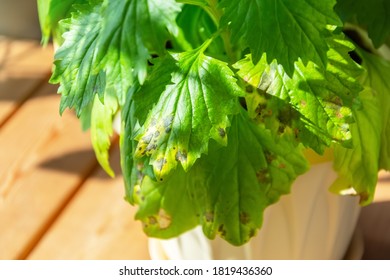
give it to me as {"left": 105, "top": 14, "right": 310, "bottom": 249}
{"left": 0, "top": 38, "right": 149, "bottom": 260}
{"left": 0, "top": 38, "right": 389, "bottom": 260}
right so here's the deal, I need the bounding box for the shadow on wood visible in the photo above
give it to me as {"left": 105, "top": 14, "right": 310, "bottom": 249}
{"left": 359, "top": 200, "right": 390, "bottom": 260}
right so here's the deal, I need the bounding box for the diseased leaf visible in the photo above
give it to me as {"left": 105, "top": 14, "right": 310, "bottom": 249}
{"left": 220, "top": 0, "right": 341, "bottom": 74}
{"left": 234, "top": 36, "right": 363, "bottom": 152}
{"left": 191, "top": 112, "right": 308, "bottom": 245}
{"left": 50, "top": 0, "right": 182, "bottom": 175}
{"left": 359, "top": 50, "right": 390, "bottom": 170}
{"left": 331, "top": 88, "right": 381, "bottom": 205}
{"left": 41, "top": 0, "right": 390, "bottom": 247}
{"left": 135, "top": 167, "right": 199, "bottom": 238}
{"left": 132, "top": 111, "right": 308, "bottom": 245}
{"left": 133, "top": 42, "right": 244, "bottom": 180}
{"left": 335, "top": 0, "right": 390, "bottom": 47}
{"left": 51, "top": 0, "right": 182, "bottom": 116}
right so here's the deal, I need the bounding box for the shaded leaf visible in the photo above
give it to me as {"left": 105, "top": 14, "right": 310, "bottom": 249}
{"left": 190, "top": 112, "right": 308, "bottom": 245}
{"left": 359, "top": 50, "right": 390, "bottom": 170}
{"left": 335, "top": 0, "right": 390, "bottom": 47}
{"left": 331, "top": 89, "right": 381, "bottom": 205}
{"left": 220, "top": 0, "right": 341, "bottom": 74}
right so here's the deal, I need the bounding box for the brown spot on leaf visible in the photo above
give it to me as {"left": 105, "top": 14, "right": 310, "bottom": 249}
{"left": 255, "top": 103, "right": 267, "bottom": 115}
{"left": 163, "top": 115, "right": 174, "bottom": 129}
{"left": 176, "top": 150, "right": 187, "bottom": 162}
{"left": 293, "top": 128, "right": 300, "bottom": 139}
{"left": 218, "top": 127, "right": 226, "bottom": 138}
{"left": 245, "top": 85, "right": 254, "bottom": 93}
{"left": 240, "top": 212, "right": 250, "bottom": 225}
{"left": 359, "top": 192, "right": 370, "bottom": 204}
{"left": 332, "top": 96, "right": 343, "bottom": 106}
{"left": 146, "top": 144, "right": 157, "bottom": 153}
{"left": 155, "top": 158, "right": 167, "bottom": 172}
{"left": 205, "top": 212, "right": 214, "bottom": 223}
{"left": 256, "top": 169, "right": 270, "bottom": 184}
{"left": 336, "top": 111, "right": 343, "bottom": 119}
{"left": 142, "top": 133, "right": 153, "bottom": 144}
{"left": 218, "top": 224, "right": 226, "bottom": 237}
{"left": 278, "top": 124, "right": 286, "bottom": 134}
{"left": 148, "top": 216, "right": 157, "bottom": 225}
{"left": 158, "top": 209, "right": 171, "bottom": 229}
{"left": 150, "top": 118, "right": 157, "bottom": 126}
{"left": 265, "top": 151, "right": 276, "bottom": 164}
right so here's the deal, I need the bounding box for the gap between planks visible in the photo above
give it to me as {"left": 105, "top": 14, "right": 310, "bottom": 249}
{"left": 0, "top": 39, "right": 54, "bottom": 128}
{"left": 27, "top": 140, "right": 150, "bottom": 260}
{"left": 0, "top": 82, "right": 99, "bottom": 259}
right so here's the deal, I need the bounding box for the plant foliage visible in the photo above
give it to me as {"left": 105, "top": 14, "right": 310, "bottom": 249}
{"left": 38, "top": 0, "right": 390, "bottom": 245}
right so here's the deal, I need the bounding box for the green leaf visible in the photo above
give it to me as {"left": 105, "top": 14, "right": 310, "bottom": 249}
{"left": 120, "top": 83, "right": 160, "bottom": 206}
{"left": 137, "top": 113, "right": 307, "bottom": 245}
{"left": 120, "top": 88, "right": 138, "bottom": 204}
{"left": 50, "top": 3, "right": 106, "bottom": 117}
{"left": 96, "top": 0, "right": 181, "bottom": 86}
{"left": 50, "top": 0, "right": 182, "bottom": 175}
{"left": 133, "top": 111, "right": 308, "bottom": 245}
{"left": 135, "top": 167, "right": 199, "bottom": 238}
{"left": 37, "top": 0, "right": 88, "bottom": 45}
{"left": 335, "top": 0, "right": 390, "bottom": 47}
{"left": 359, "top": 50, "right": 390, "bottom": 170}
{"left": 176, "top": 5, "right": 225, "bottom": 56}
{"left": 90, "top": 91, "right": 118, "bottom": 177}
{"left": 133, "top": 42, "right": 244, "bottom": 180}
{"left": 220, "top": 0, "right": 341, "bottom": 75}
{"left": 191, "top": 112, "right": 308, "bottom": 245}
{"left": 51, "top": 0, "right": 182, "bottom": 116}
{"left": 234, "top": 36, "right": 363, "bottom": 151}
{"left": 331, "top": 88, "right": 381, "bottom": 205}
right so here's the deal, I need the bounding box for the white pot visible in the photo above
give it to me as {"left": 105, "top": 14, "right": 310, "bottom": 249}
{"left": 148, "top": 160, "right": 362, "bottom": 260}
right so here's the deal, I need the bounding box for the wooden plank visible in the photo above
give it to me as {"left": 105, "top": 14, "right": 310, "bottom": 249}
{"left": 0, "top": 38, "right": 38, "bottom": 62}
{"left": 358, "top": 171, "right": 390, "bottom": 259}
{"left": 373, "top": 171, "right": 390, "bottom": 202}
{"left": 0, "top": 40, "right": 53, "bottom": 126}
{"left": 28, "top": 146, "right": 150, "bottom": 260}
{"left": 0, "top": 83, "right": 98, "bottom": 259}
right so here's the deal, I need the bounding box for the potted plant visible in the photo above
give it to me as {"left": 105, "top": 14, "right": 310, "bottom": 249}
{"left": 37, "top": 0, "right": 390, "bottom": 259}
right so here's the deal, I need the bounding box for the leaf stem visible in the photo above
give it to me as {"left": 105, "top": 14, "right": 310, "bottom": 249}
{"left": 178, "top": 0, "right": 238, "bottom": 63}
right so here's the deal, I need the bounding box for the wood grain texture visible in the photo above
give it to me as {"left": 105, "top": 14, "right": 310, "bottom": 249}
{"left": 0, "top": 82, "right": 98, "bottom": 259}
{"left": 28, "top": 146, "right": 150, "bottom": 260}
{"left": 0, "top": 39, "right": 53, "bottom": 126}
{"left": 359, "top": 172, "right": 390, "bottom": 260}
